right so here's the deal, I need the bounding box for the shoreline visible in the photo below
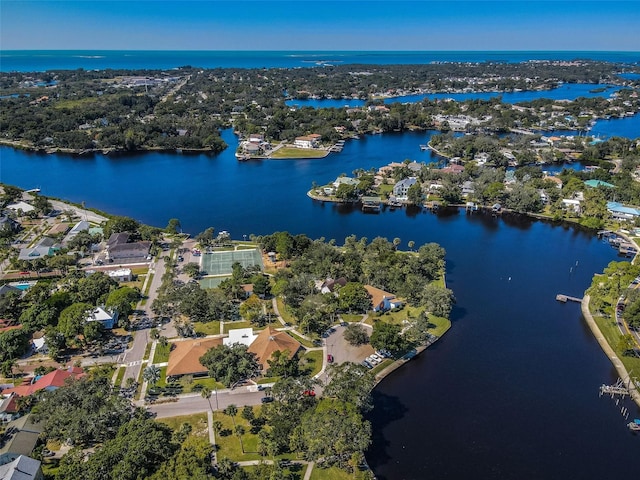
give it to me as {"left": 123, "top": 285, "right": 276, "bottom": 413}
{"left": 581, "top": 295, "right": 640, "bottom": 408}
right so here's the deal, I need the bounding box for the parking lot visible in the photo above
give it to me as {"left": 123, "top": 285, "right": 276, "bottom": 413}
{"left": 323, "top": 324, "right": 375, "bottom": 367}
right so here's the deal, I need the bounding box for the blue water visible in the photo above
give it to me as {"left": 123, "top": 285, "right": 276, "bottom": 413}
{"left": 2, "top": 50, "right": 639, "bottom": 72}
{"left": 619, "top": 72, "right": 640, "bottom": 80}
{"left": 2, "top": 132, "right": 640, "bottom": 478}
{"left": 1, "top": 131, "right": 639, "bottom": 478}
{"left": 286, "top": 83, "right": 621, "bottom": 108}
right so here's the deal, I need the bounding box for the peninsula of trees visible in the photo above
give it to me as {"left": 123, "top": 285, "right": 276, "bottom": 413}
{"left": 0, "top": 60, "right": 638, "bottom": 153}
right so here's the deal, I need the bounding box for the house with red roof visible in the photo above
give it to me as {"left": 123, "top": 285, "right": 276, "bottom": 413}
{"left": 1, "top": 367, "right": 84, "bottom": 397}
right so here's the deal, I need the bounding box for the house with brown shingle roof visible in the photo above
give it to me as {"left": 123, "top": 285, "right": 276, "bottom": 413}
{"left": 364, "top": 285, "right": 403, "bottom": 312}
{"left": 166, "top": 337, "right": 222, "bottom": 379}
{"left": 247, "top": 327, "right": 302, "bottom": 371}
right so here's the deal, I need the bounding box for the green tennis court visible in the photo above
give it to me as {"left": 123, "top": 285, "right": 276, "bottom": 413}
{"left": 200, "top": 249, "right": 263, "bottom": 276}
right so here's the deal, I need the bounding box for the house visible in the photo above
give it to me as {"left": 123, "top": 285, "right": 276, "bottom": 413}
{"left": 0, "top": 215, "right": 20, "bottom": 234}
{"left": 294, "top": 135, "right": 320, "bottom": 149}
{"left": 85, "top": 306, "right": 118, "bottom": 330}
{"left": 5, "top": 202, "right": 35, "bottom": 214}
{"left": 461, "top": 181, "right": 475, "bottom": 197}
{"left": 607, "top": 201, "right": 640, "bottom": 221}
{"left": 107, "top": 268, "right": 133, "bottom": 282}
{"left": 584, "top": 179, "right": 615, "bottom": 189}
{"left": 18, "top": 238, "right": 58, "bottom": 261}
{"left": 0, "top": 285, "right": 21, "bottom": 298}
{"left": 0, "top": 415, "right": 43, "bottom": 466}
{"left": 224, "top": 328, "right": 258, "bottom": 348}
{"left": 315, "top": 277, "right": 347, "bottom": 295}
{"left": 46, "top": 223, "right": 70, "bottom": 236}
{"left": 440, "top": 164, "right": 465, "bottom": 175}
{"left": 393, "top": 177, "right": 417, "bottom": 199}
{"left": 0, "top": 455, "right": 44, "bottom": 480}
{"left": 247, "top": 327, "right": 302, "bottom": 371}
{"left": 166, "top": 338, "right": 223, "bottom": 379}
{"left": 364, "top": 285, "right": 402, "bottom": 312}
{"left": 240, "top": 284, "right": 254, "bottom": 298}
{"left": 105, "top": 233, "right": 151, "bottom": 263}
{"left": 332, "top": 176, "right": 359, "bottom": 189}
{"left": 1, "top": 367, "right": 84, "bottom": 398}
{"left": 474, "top": 152, "right": 490, "bottom": 166}
{"left": 562, "top": 199, "right": 582, "bottom": 214}
{"left": 62, "top": 220, "right": 90, "bottom": 245}
{"left": 31, "top": 335, "right": 47, "bottom": 355}
{"left": 0, "top": 393, "right": 19, "bottom": 423}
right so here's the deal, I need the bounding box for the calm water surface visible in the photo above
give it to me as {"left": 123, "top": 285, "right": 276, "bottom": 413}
{"left": 1, "top": 130, "right": 639, "bottom": 479}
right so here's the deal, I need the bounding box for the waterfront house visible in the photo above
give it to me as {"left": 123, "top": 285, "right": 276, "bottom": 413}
{"left": 332, "top": 176, "right": 360, "bottom": 189}
{"left": 105, "top": 232, "right": 151, "bottom": 263}
{"left": 606, "top": 201, "right": 640, "bottom": 221}
{"left": 6, "top": 201, "right": 35, "bottom": 214}
{"left": 562, "top": 198, "right": 582, "bottom": 214}
{"left": 364, "top": 285, "right": 402, "bottom": 312}
{"left": 294, "top": 135, "right": 320, "bottom": 149}
{"left": 393, "top": 177, "right": 417, "bottom": 200}
{"left": 85, "top": 306, "right": 118, "bottom": 330}
{"left": 461, "top": 181, "right": 475, "bottom": 197}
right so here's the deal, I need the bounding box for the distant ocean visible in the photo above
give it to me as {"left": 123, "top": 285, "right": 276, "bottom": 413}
{"left": 1, "top": 50, "right": 639, "bottom": 72}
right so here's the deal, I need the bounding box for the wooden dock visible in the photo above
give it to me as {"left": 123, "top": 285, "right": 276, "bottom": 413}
{"left": 556, "top": 294, "right": 583, "bottom": 303}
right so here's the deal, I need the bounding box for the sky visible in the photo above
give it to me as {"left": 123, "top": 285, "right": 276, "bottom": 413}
{"left": 1, "top": 0, "right": 639, "bottom": 51}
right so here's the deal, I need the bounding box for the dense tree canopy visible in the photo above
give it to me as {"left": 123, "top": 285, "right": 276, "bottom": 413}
{"left": 199, "top": 344, "right": 259, "bottom": 387}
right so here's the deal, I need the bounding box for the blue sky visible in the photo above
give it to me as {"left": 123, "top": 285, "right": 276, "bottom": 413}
{"left": 1, "top": 1, "right": 639, "bottom": 51}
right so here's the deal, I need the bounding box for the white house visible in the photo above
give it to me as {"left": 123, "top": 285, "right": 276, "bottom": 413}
{"left": 294, "top": 134, "right": 321, "bottom": 149}
{"left": 85, "top": 306, "right": 118, "bottom": 330}
{"left": 392, "top": 177, "right": 417, "bottom": 199}
{"left": 107, "top": 268, "right": 133, "bottom": 282}
{"left": 6, "top": 201, "right": 35, "bottom": 214}
{"left": 333, "top": 177, "right": 360, "bottom": 189}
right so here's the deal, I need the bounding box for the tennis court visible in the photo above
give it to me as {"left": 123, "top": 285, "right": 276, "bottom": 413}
{"left": 200, "top": 249, "right": 263, "bottom": 276}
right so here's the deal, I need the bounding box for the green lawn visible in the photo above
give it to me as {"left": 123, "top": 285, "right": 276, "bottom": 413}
{"left": 370, "top": 358, "right": 393, "bottom": 375}
{"left": 243, "top": 463, "right": 308, "bottom": 479}
{"left": 270, "top": 147, "right": 328, "bottom": 159}
{"left": 153, "top": 342, "right": 171, "bottom": 364}
{"left": 194, "top": 320, "right": 221, "bottom": 336}
{"left": 340, "top": 313, "right": 363, "bottom": 323}
{"left": 286, "top": 330, "right": 315, "bottom": 349}
{"left": 157, "top": 413, "right": 209, "bottom": 439}
{"left": 114, "top": 366, "right": 126, "bottom": 387}
{"left": 143, "top": 342, "right": 152, "bottom": 361}
{"left": 276, "top": 297, "right": 297, "bottom": 325}
{"left": 192, "top": 377, "right": 225, "bottom": 392}
{"left": 223, "top": 321, "right": 253, "bottom": 333}
{"left": 592, "top": 311, "right": 640, "bottom": 374}
{"left": 155, "top": 366, "right": 168, "bottom": 387}
{"left": 370, "top": 305, "right": 425, "bottom": 326}
{"left": 301, "top": 349, "right": 323, "bottom": 377}
{"left": 214, "top": 406, "right": 264, "bottom": 461}
{"left": 427, "top": 314, "right": 452, "bottom": 338}
{"left": 310, "top": 465, "right": 371, "bottom": 480}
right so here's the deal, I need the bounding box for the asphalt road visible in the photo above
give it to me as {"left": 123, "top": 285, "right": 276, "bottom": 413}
{"left": 149, "top": 387, "right": 267, "bottom": 418}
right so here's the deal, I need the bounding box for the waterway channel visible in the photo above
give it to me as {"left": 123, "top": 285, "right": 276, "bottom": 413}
{"left": 1, "top": 128, "right": 639, "bottom": 479}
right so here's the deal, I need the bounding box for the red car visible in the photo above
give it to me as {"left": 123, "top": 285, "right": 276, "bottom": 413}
{"left": 303, "top": 390, "right": 316, "bottom": 397}
{"left": 327, "top": 354, "right": 334, "bottom": 363}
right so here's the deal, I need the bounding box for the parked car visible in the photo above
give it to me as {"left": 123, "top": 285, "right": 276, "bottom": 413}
{"left": 327, "top": 354, "right": 334, "bottom": 363}
{"left": 261, "top": 396, "right": 274, "bottom": 403}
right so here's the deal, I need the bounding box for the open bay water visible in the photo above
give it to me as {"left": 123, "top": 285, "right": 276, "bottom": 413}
{"left": 1, "top": 50, "right": 639, "bottom": 72}
{"left": 1, "top": 126, "right": 639, "bottom": 478}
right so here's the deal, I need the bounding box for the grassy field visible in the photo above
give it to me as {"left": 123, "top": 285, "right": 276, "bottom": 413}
{"left": 270, "top": 147, "right": 328, "bottom": 159}
{"left": 214, "top": 405, "right": 263, "bottom": 461}
{"left": 157, "top": 412, "right": 209, "bottom": 439}
{"left": 223, "top": 320, "right": 253, "bottom": 333}
{"left": 368, "top": 305, "right": 425, "bottom": 326}
{"left": 428, "top": 314, "right": 452, "bottom": 338}
{"left": 153, "top": 342, "right": 171, "bottom": 364}
{"left": 194, "top": 320, "right": 221, "bottom": 336}
{"left": 340, "top": 313, "right": 364, "bottom": 323}
{"left": 276, "top": 297, "right": 297, "bottom": 324}
{"left": 309, "top": 465, "right": 371, "bottom": 480}
{"left": 301, "top": 349, "right": 323, "bottom": 377}
{"left": 592, "top": 312, "right": 640, "bottom": 374}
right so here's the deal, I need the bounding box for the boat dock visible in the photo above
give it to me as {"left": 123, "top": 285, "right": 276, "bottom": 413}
{"left": 556, "top": 294, "right": 583, "bottom": 303}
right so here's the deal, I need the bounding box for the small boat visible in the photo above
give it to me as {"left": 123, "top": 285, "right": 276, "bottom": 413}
{"left": 419, "top": 144, "right": 429, "bottom": 151}
{"left": 628, "top": 419, "right": 640, "bottom": 431}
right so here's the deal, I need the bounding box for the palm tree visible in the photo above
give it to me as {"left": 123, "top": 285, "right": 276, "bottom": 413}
{"left": 234, "top": 425, "right": 246, "bottom": 453}
{"left": 142, "top": 365, "right": 160, "bottom": 387}
{"left": 201, "top": 386, "right": 213, "bottom": 412}
{"left": 223, "top": 404, "right": 238, "bottom": 428}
